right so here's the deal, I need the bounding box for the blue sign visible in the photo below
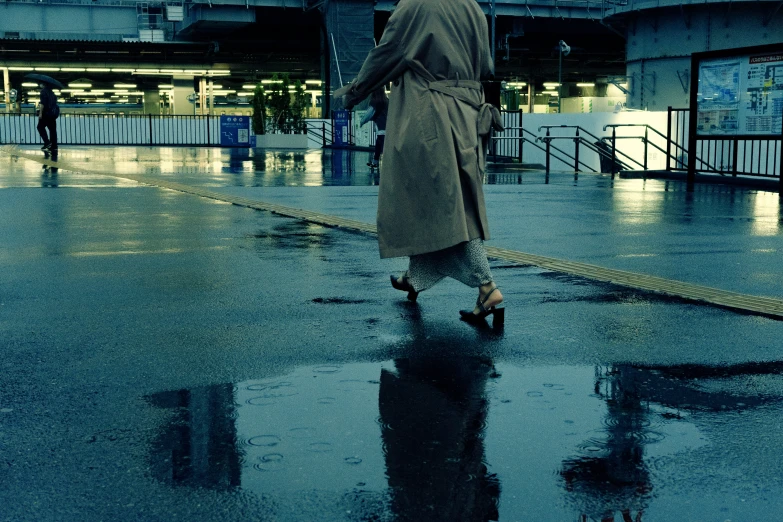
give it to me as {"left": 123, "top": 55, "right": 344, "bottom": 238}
{"left": 220, "top": 115, "right": 253, "bottom": 147}
{"left": 333, "top": 110, "right": 350, "bottom": 147}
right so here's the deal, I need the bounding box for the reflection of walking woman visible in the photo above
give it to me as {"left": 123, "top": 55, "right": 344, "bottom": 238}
{"left": 335, "top": 0, "right": 505, "bottom": 326}
{"left": 362, "top": 88, "right": 388, "bottom": 168}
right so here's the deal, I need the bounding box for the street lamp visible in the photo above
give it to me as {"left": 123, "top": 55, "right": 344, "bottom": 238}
{"left": 558, "top": 40, "right": 570, "bottom": 113}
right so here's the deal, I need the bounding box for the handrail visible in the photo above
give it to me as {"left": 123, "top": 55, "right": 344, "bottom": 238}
{"left": 538, "top": 124, "right": 603, "bottom": 144}
{"left": 537, "top": 135, "right": 620, "bottom": 172}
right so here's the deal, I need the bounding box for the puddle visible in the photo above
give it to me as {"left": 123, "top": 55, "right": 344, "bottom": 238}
{"left": 145, "top": 359, "right": 783, "bottom": 521}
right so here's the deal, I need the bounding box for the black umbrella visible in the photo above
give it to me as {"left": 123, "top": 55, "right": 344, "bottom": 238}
{"left": 24, "top": 73, "right": 64, "bottom": 89}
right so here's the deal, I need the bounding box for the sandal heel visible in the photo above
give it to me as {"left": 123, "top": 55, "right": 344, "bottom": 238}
{"left": 491, "top": 307, "right": 505, "bottom": 329}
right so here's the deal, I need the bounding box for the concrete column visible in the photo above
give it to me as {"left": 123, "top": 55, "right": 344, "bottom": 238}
{"left": 143, "top": 90, "right": 161, "bottom": 115}
{"left": 3, "top": 68, "right": 10, "bottom": 113}
{"left": 527, "top": 83, "right": 534, "bottom": 113}
{"left": 199, "top": 77, "right": 206, "bottom": 115}
{"left": 172, "top": 76, "right": 195, "bottom": 116}
{"left": 208, "top": 79, "right": 214, "bottom": 116}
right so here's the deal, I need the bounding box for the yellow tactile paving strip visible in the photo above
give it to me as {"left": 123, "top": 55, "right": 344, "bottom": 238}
{"left": 4, "top": 144, "right": 783, "bottom": 320}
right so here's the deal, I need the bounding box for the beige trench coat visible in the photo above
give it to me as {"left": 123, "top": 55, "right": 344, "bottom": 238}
{"left": 336, "top": 0, "right": 497, "bottom": 259}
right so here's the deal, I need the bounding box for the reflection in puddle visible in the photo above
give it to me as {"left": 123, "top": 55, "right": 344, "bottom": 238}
{"left": 145, "top": 359, "right": 783, "bottom": 520}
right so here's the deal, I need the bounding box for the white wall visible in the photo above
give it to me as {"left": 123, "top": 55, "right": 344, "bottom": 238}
{"left": 494, "top": 111, "right": 671, "bottom": 172}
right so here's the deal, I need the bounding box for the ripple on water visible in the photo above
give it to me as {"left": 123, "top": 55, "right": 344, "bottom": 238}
{"left": 288, "top": 427, "right": 316, "bottom": 439}
{"left": 313, "top": 365, "right": 341, "bottom": 374}
{"left": 527, "top": 391, "right": 544, "bottom": 398}
{"left": 543, "top": 383, "right": 565, "bottom": 391}
{"left": 344, "top": 457, "right": 363, "bottom": 465}
{"left": 317, "top": 397, "right": 336, "bottom": 405}
{"left": 253, "top": 453, "right": 285, "bottom": 472}
{"left": 246, "top": 435, "right": 281, "bottom": 447}
{"left": 309, "top": 442, "right": 333, "bottom": 453}
{"left": 246, "top": 381, "right": 294, "bottom": 392}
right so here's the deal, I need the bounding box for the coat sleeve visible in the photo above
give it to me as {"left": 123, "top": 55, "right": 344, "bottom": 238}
{"left": 335, "top": 0, "right": 419, "bottom": 108}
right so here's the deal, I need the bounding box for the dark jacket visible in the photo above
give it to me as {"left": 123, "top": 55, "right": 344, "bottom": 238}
{"left": 39, "top": 86, "right": 59, "bottom": 119}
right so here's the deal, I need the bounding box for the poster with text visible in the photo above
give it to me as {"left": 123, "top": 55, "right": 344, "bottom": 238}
{"left": 739, "top": 53, "right": 783, "bottom": 135}
{"left": 697, "top": 52, "right": 783, "bottom": 136}
{"left": 696, "top": 60, "right": 740, "bottom": 135}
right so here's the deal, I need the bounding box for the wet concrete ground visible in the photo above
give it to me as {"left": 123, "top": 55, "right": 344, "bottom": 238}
{"left": 2, "top": 146, "right": 783, "bottom": 521}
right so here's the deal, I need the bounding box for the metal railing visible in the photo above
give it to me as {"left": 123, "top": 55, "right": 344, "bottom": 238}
{"left": 0, "top": 113, "right": 220, "bottom": 146}
{"left": 668, "top": 106, "right": 782, "bottom": 180}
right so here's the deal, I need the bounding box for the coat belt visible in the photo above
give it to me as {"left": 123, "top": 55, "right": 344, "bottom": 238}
{"left": 427, "top": 80, "right": 505, "bottom": 136}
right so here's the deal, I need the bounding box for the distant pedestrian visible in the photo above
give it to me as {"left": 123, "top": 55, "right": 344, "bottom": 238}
{"left": 361, "top": 88, "right": 388, "bottom": 169}
{"left": 37, "top": 83, "right": 59, "bottom": 151}
{"left": 335, "top": 0, "right": 505, "bottom": 327}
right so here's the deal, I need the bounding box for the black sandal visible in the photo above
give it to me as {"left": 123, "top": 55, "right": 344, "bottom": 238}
{"left": 460, "top": 287, "right": 505, "bottom": 328}
{"left": 390, "top": 274, "right": 419, "bottom": 302}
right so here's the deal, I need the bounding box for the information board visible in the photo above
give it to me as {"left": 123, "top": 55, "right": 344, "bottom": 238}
{"left": 220, "top": 115, "right": 252, "bottom": 147}
{"left": 333, "top": 110, "right": 350, "bottom": 147}
{"left": 697, "top": 51, "right": 783, "bottom": 136}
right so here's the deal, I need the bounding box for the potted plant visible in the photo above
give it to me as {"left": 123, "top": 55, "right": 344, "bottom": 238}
{"left": 256, "top": 73, "right": 309, "bottom": 149}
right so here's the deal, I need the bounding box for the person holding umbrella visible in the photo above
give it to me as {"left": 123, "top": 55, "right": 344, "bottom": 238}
{"left": 334, "top": 0, "right": 506, "bottom": 328}
{"left": 26, "top": 74, "right": 61, "bottom": 151}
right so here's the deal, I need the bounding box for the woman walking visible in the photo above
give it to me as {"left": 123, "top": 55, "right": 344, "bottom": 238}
{"left": 336, "top": 0, "right": 505, "bottom": 327}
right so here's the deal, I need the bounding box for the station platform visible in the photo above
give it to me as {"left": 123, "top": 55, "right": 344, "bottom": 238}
{"left": 2, "top": 145, "right": 783, "bottom": 522}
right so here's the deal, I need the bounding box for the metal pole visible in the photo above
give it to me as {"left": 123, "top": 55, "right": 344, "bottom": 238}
{"left": 574, "top": 128, "right": 580, "bottom": 172}
{"left": 611, "top": 127, "right": 617, "bottom": 175}
{"left": 2, "top": 67, "right": 10, "bottom": 114}
{"left": 779, "top": 127, "right": 783, "bottom": 195}
{"left": 666, "top": 106, "right": 672, "bottom": 171}
{"left": 330, "top": 33, "right": 343, "bottom": 87}
{"left": 545, "top": 129, "right": 551, "bottom": 175}
{"left": 490, "top": 0, "right": 496, "bottom": 64}
{"left": 643, "top": 126, "right": 648, "bottom": 170}
{"left": 518, "top": 109, "right": 523, "bottom": 163}
{"left": 558, "top": 49, "right": 562, "bottom": 113}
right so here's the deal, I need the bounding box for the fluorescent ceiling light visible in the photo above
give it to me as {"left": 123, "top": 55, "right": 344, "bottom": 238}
{"left": 86, "top": 68, "right": 111, "bottom": 72}
{"left": 61, "top": 68, "right": 86, "bottom": 72}
{"left": 305, "top": 80, "right": 322, "bottom": 85}
{"left": 22, "top": 83, "right": 39, "bottom": 87}
{"left": 114, "top": 84, "right": 136, "bottom": 88}
{"left": 237, "top": 92, "right": 254, "bottom": 96}
{"left": 542, "top": 90, "right": 559, "bottom": 95}
{"left": 243, "top": 84, "right": 257, "bottom": 89}
{"left": 69, "top": 83, "right": 92, "bottom": 88}
{"left": 35, "top": 67, "right": 60, "bottom": 72}
{"left": 577, "top": 82, "right": 595, "bottom": 87}
{"left": 543, "top": 82, "right": 560, "bottom": 87}
{"left": 8, "top": 67, "right": 33, "bottom": 71}
{"left": 158, "top": 84, "right": 173, "bottom": 88}
{"left": 112, "top": 68, "right": 135, "bottom": 73}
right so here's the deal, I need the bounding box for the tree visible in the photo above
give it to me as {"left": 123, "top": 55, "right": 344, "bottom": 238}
{"left": 291, "top": 80, "right": 309, "bottom": 134}
{"left": 252, "top": 84, "right": 266, "bottom": 135}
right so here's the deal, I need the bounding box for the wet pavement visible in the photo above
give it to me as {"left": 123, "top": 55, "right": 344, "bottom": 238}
{"left": 2, "top": 146, "right": 783, "bottom": 521}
